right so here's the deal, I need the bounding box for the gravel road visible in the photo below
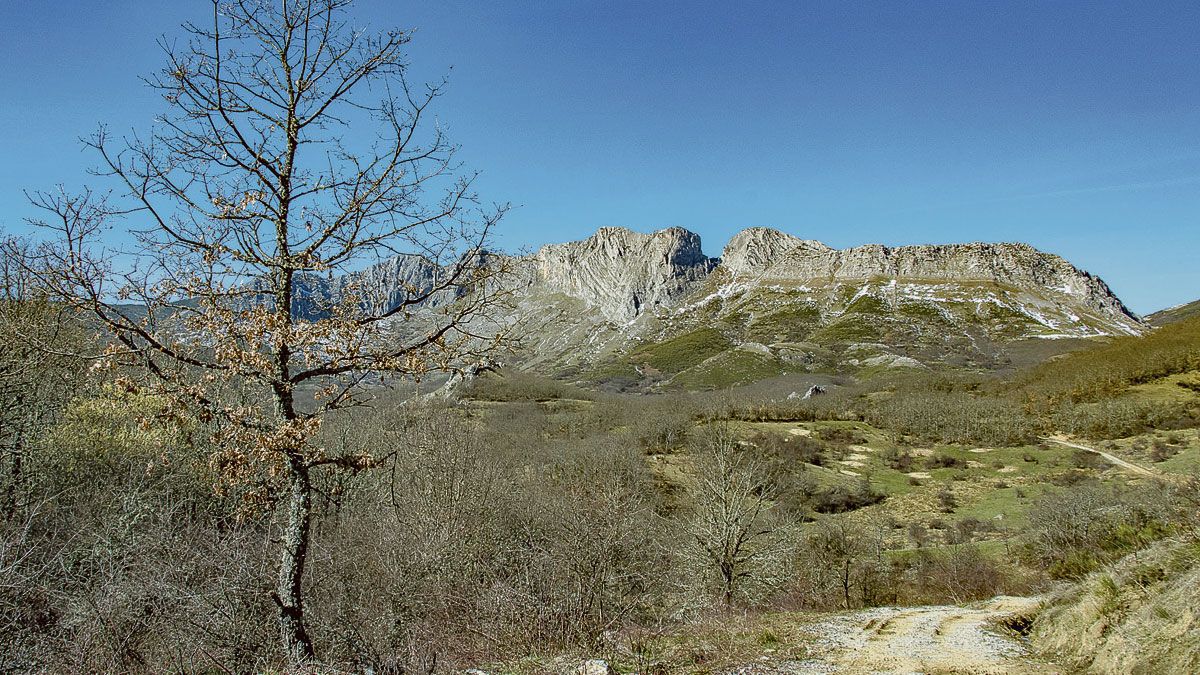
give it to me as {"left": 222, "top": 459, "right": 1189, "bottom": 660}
{"left": 723, "top": 596, "right": 1059, "bottom": 674}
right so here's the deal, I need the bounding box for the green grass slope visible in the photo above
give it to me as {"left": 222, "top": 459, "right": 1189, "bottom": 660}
{"left": 1013, "top": 314, "right": 1200, "bottom": 405}
{"left": 1145, "top": 298, "right": 1200, "bottom": 326}
{"left": 628, "top": 327, "right": 733, "bottom": 374}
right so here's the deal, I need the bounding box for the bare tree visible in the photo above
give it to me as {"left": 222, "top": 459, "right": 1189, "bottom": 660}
{"left": 26, "top": 0, "right": 509, "bottom": 663}
{"left": 0, "top": 238, "right": 84, "bottom": 519}
{"left": 804, "top": 514, "right": 891, "bottom": 609}
{"left": 685, "top": 427, "right": 781, "bottom": 607}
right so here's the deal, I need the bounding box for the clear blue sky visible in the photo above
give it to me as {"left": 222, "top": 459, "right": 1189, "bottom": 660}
{"left": 2, "top": 1, "right": 1198, "bottom": 313}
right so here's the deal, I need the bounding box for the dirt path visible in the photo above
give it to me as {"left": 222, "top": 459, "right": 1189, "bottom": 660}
{"left": 1042, "top": 436, "right": 1158, "bottom": 477}
{"left": 810, "top": 596, "right": 1052, "bottom": 674}
{"left": 726, "top": 597, "right": 1056, "bottom": 674}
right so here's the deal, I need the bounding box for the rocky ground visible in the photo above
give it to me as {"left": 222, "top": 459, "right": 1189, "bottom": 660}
{"left": 546, "top": 597, "right": 1059, "bottom": 675}
{"left": 777, "top": 596, "right": 1055, "bottom": 674}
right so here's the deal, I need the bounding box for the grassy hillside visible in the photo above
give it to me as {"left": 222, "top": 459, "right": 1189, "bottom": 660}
{"left": 1145, "top": 298, "right": 1200, "bottom": 326}
{"left": 803, "top": 315, "right": 1200, "bottom": 443}
{"left": 1033, "top": 537, "right": 1200, "bottom": 673}
{"left": 628, "top": 327, "right": 732, "bottom": 374}
{"left": 1012, "top": 314, "right": 1200, "bottom": 405}
{"left": 565, "top": 274, "right": 1141, "bottom": 392}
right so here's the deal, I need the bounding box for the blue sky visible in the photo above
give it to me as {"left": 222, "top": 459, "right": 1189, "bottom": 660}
{"left": 2, "top": 1, "right": 1197, "bottom": 313}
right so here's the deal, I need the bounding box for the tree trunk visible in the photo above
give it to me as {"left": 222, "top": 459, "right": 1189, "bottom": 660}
{"left": 722, "top": 561, "right": 734, "bottom": 608}
{"left": 842, "top": 561, "right": 852, "bottom": 609}
{"left": 2, "top": 431, "right": 24, "bottom": 520}
{"left": 277, "top": 461, "right": 315, "bottom": 663}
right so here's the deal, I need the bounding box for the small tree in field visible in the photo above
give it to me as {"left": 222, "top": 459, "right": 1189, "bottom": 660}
{"left": 27, "top": 0, "right": 509, "bottom": 663}
{"left": 686, "top": 427, "right": 781, "bottom": 607}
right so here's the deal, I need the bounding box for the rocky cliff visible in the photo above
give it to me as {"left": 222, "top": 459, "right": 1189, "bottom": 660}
{"left": 503, "top": 225, "right": 1144, "bottom": 384}
{"left": 303, "top": 225, "right": 1138, "bottom": 332}
{"left": 530, "top": 227, "right": 716, "bottom": 322}
{"left": 719, "top": 229, "right": 1134, "bottom": 321}
{"left": 720, "top": 227, "right": 832, "bottom": 278}
{"left": 291, "top": 253, "right": 460, "bottom": 320}
{"left": 524, "top": 226, "right": 1138, "bottom": 331}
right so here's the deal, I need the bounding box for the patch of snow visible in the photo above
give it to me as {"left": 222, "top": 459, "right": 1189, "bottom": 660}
{"left": 848, "top": 283, "right": 874, "bottom": 304}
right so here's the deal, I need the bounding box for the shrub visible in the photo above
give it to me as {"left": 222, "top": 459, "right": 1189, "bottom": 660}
{"left": 926, "top": 453, "right": 966, "bottom": 470}
{"left": 464, "top": 369, "right": 593, "bottom": 402}
{"left": 749, "top": 432, "right": 828, "bottom": 467}
{"left": 809, "top": 478, "right": 885, "bottom": 514}
{"left": 1071, "top": 449, "right": 1110, "bottom": 470}
{"left": 635, "top": 397, "right": 695, "bottom": 452}
{"left": 882, "top": 446, "right": 914, "bottom": 471}
{"left": 1149, "top": 443, "right": 1176, "bottom": 463}
{"left": 865, "top": 389, "right": 1036, "bottom": 446}
{"left": 1025, "top": 482, "right": 1176, "bottom": 579}
{"left": 908, "top": 544, "right": 1012, "bottom": 604}
{"left": 937, "top": 487, "right": 958, "bottom": 513}
{"left": 817, "top": 427, "right": 868, "bottom": 446}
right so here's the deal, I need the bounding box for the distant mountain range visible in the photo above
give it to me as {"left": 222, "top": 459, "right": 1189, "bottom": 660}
{"left": 291, "top": 225, "right": 1150, "bottom": 390}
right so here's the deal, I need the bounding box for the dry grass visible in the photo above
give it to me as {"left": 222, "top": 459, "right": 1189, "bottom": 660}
{"left": 1033, "top": 538, "right": 1200, "bottom": 674}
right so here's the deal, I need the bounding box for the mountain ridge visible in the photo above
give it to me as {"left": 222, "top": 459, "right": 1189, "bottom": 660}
{"left": 292, "top": 225, "right": 1146, "bottom": 388}
{"left": 1146, "top": 299, "right": 1200, "bottom": 326}
{"left": 520, "top": 225, "right": 1140, "bottom": 331}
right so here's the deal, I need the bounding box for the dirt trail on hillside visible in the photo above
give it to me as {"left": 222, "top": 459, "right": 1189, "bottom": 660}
{"left": 1042, "top": 436, "right": 1157, "bottom": 477}
{"left": 727, "top": 597, "right": 1056, "bottom": 674}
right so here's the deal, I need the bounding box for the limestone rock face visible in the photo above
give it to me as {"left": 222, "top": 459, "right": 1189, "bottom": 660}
{"left": 291, "top": 253, "right": 465, "bottom": 320}
{"left": 719, "top": 235, "right": 1133, "bottom": 320}
{"left": 532, "top": 226, "right": 716, "bottom": 322}
{"left": 288, "top": 225, "right": 1142, "bottom": 366}
{"left": 295, "top": 226, "right": 1136, "bottom": 333}
{"left": 721, "top": 227, "right": 831, "bottom": 278}
{"left": 499, "top": 226, "right": 1140, "bottom": 378}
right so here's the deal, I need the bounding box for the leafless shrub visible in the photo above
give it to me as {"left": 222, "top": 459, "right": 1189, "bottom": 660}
{"left": 796, "top": 515, "right": 894, "bottom": 609}
{"left": 1024, "top": 481, "right": 1175, "bottom": 579}
{"left": 906, "top": 544, "right": 1012, "bottom": 604}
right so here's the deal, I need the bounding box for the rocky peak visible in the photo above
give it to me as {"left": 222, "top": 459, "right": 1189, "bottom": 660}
{"left": 290, "top": 253, "right": 458, "bottom": 320}
{"left": 522, "top": 224, "right": 1138, "bottom": 329}
{"left": 704, "top": 233, "right": 1136, "bottom": 324}
{"left": 533, "top": 227, "right": 715, "bottom": 322}
{"left": 721, "top": 227, "right": 832, "bottom": 278}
